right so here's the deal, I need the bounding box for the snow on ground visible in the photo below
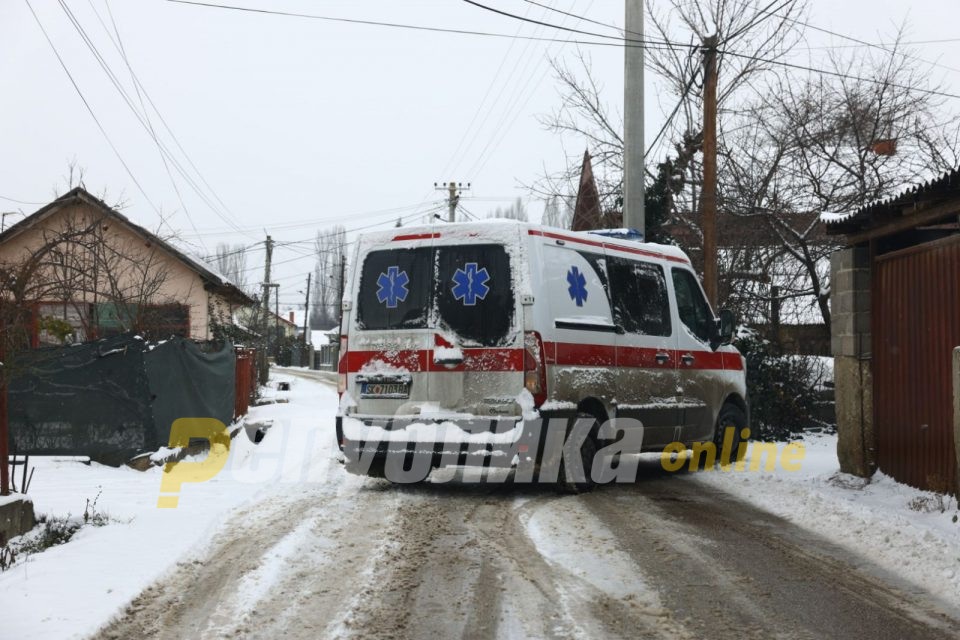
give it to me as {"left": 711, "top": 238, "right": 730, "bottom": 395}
{"left": 0, "top": 370, "right": 342, "bottom": 640}
{"left": 523, "top": 497, "right": 663, "bottom": 611}
{"left": 693, "top": 432, "right": 960, "bottom": 604}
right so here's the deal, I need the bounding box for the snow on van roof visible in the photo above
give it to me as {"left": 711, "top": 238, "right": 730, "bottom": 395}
{"left": 357, "top": 221, "right": 691, "bottom": 264}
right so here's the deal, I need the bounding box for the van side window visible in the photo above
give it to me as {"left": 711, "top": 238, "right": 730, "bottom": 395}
{"left": 608, "top": 258, "right": 671, "bottom": 337}
{"left": 577, "top": 251, "right": 610, "bottom": 300}
{"left": 671, "top": 268, "right": 713, "bottom": 344}
{"left": 357, "top": 248, "right": 432, "bottom": 330}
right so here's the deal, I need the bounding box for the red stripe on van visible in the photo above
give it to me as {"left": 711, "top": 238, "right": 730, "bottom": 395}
{"left": 392, "top": 232, "right": 441, "bottom": 241}
{"left": 344, "top": 348, "right": 524, "bottom": 373}
{"left": 550, "top": 342, "right": 616, "bottom": 367}
{"left": 345, "top": 344, "right": 742, "bottom": 373}
{"left": 544, "top": 342, "right": 744, "bottom": 371}
{"left": 527, "top": 229, "right": 689, "bottom": 264}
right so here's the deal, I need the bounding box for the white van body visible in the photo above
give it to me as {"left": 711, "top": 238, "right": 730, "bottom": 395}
{"left": 336, "top": 221, "right": 747, "bottom": 478}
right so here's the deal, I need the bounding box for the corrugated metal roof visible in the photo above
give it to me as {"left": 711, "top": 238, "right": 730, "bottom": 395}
{"left": 824, "top": 166, "right": 960, "bottom": 233}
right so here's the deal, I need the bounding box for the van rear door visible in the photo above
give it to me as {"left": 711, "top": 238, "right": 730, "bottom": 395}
{"left": 352, "top": 242, "right": 435, "bottom": 416}
{"left": 430, "top": 242, "right": 522, "bottom": 414}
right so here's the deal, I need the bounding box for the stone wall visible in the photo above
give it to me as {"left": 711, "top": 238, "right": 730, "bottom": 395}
{"left": 830, "top": 246, "right": 875, "bottom": 477}
{"left": 0, "top": 495, "right": 35, "bottom": 544}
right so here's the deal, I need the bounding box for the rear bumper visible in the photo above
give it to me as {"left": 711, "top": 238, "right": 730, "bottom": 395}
{"left": 336, "top": 413, "right": 530, "bottom": 468}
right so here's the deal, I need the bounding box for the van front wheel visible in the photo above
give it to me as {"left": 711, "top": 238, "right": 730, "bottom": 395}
{"left": 712, "top": 404, "right": 748, "bottom": 465}
{"left": 558, "top": 414, "right": 598, "bottom": 493}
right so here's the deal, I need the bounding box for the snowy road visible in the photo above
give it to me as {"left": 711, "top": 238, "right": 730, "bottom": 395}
{"left": 84, "top": 370, "right": 960, "bottom": 640}
{"left": 7, "top": 370, "right": 958, "bottom": 640}
{"left": 93, "top": 475, "right": 960, "bottom": 639}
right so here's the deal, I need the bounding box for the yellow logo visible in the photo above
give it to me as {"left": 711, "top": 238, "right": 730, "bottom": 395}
{"left": 661, "top": 427, "right": 806, "bottom": 472}
{"left": 157, "top": 418, "right": 231, "bottom": 508}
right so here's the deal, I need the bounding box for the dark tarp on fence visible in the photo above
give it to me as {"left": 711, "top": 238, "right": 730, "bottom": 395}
{"left": 8, "top": 334, "right": 236, "bottom": 465}
{"left": 144, "top": 338, "right": 235, "bottom": 452}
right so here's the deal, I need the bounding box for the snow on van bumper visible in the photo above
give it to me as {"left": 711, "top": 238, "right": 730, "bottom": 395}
{"left": 335, "top": 412, "right": 531, "bottom": 467}
{"left": 337, "top": 414, "right": 523, "bottom": 445}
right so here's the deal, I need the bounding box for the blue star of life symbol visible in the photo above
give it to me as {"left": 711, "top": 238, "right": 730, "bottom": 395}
{"left": 451, "top": 262, "right": 491, "bottom": 306}
{"left": 376, "top": 266, "right": 409, "bottom": 308}
{"left": 567, "top": 266, "right": 588, "bottom": 307}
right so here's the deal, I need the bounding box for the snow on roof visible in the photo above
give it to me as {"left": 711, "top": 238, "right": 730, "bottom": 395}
{"left": 358, "top": 220, "right": 692, "bottom": 264}
{"left": 820, "top": 211, "right": 855, "bottom": 225}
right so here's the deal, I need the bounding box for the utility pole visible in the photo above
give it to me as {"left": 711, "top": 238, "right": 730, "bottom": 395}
{"left": 623, "top": 0, "right": 645, "bottom": 235}
{"left": 261, "top": 235, "right": 274, "bottom": 313}
{"left": 336, "top": 255, "right": 346, "bottom": 331}
{"left": 273, "top": 283, "right": 280, "bottom": 361}
{"left": 302, "top": 272, "right": 311, "bottom": 350}
{"left": 257, "top": 235, "right": 274, "bottom": 383}
{"left": 701, "top": 35, "right": 719, "bottom": 308}
{"left": 434, "top": 182, "right": 471, "bottom": 222}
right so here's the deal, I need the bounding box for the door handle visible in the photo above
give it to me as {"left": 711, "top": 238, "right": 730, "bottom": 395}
{"left": 655, "top": 352, "right": 670, "bottom": 364}
{"left": 681, "top": 353, "right": 696, "bottom": 366}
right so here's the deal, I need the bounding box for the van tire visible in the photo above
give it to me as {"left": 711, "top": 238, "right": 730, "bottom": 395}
{"left": 712, "top": 404, "right": 748, "bottom": 466}
{"left": 345, "top": 455, "right": 388, "bottom": 479}
{"left": 558, "top": 414, "right": 598, "bottom": 493}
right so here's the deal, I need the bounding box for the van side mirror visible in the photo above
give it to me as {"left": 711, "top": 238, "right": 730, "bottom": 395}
{"left": 715, "top": 309, "right": 735, "bottom": 347}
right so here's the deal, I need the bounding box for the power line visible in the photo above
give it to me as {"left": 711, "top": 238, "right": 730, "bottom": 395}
{"left": 166, "top": 0, "right": 960, "bottom": 100}
{"left": 646, "top": 64, "right": 700, "bottom": 157}
{"left": 25, "top": 0, "right": 165, "bottom": 218}
{"left": 718, "top": 48, "right": 960, "bottom": 99}
{"left": 434, "top": 0, "right": 534, "bottom": 181}
{"left": 179, "top": 201, "right": 442, "bottom": 238}
{"left": 479, "top": 0, "right": 960, "bottom": 98}
{"left": 467, "top": 0, "right": 599, "bottom": 178}
{"left": 56, "top": 0, "right": 254, "bottom": 238}
{"left": 751, "top": 3, "right": 960, "bottom": 75}
{"left": 0, "top": 194, "right": 44, "bottom": 206}
{"left": 521, "top": 0, "right": 639, "bottom": 37}
{"left": 802, "top": 37, "right": 960, "bottom": 49}
{"left": 78, "top": 0, "right": 206, "bottom": 252}
{"left": 100, "top": 0, "right": 247, "bottom": 234}
{"left": 461, "top": 0, "right": 678, "bottom": 48}
{"left": 165, "top": 0, "right": 692, "bottom": 52}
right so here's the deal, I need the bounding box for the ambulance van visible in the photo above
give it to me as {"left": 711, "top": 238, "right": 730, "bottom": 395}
{"left": 335, "top": 221, "right": 748, "bottom": 488}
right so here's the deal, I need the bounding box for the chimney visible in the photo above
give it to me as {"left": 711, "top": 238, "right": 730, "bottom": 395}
{"left": 289, "top": 311, "right": 295, "bottom": 323}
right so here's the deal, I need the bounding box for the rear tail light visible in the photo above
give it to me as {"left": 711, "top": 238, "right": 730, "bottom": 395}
{"left": 524, "top": 331, "right": 547, "bottom": 407}
{"left": 338, "top": 335, "right": 348, "bottom": 397}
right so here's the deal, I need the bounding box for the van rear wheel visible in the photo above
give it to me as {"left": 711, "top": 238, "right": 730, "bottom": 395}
{"left": 712, "top": 404, "right": 748, "bottom": 466}
{"left": 558, "top": 414, "right": 598, "bottom": 493}
{"left": 345, "top": 455, "right": 388, "bottom": 479}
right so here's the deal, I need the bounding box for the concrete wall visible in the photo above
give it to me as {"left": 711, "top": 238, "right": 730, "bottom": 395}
{"left": 830, "top": 246, "right": 875, "bottom": 477}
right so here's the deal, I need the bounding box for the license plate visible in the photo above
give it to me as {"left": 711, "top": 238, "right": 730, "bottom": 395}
{"left": 360, "top": 381, "right": 411, "bottom": 399}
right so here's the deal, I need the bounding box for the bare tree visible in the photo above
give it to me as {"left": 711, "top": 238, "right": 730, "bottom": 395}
{"left": 719, "top": 36, "right": 960, "bottom": 327}
{"left": 213, "top": 243, "right": 249, "bottom": 292}
{"left": 530, "top": 0, "right": 808, "bottom": 214}
{"left": 488, "top": 197, "right": 529, "bottom": 221}
{"left": 531, "top": 1, "right": 959, "bottom": 336}
{"left": 310, "top": 226, "right": 347, "bottom": 329}
{"left": 541, "top": 195, "right": 574, "bottom": 228}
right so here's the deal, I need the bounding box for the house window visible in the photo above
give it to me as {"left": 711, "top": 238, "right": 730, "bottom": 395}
{"left": 94, "top": 302, "right": 190, "bottom": 340}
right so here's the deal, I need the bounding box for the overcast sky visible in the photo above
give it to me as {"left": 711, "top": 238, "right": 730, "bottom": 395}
{"left": 1, "top": 0, "right": 958, "bottom": 312}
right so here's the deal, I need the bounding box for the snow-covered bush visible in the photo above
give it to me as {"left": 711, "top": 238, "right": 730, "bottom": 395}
{"left": 734, "top": 330, "right": 829, "bottom": 441}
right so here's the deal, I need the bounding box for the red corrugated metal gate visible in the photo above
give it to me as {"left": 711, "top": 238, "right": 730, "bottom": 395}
{"left": 874, "top": 235, "right": 960, "bottom": 492}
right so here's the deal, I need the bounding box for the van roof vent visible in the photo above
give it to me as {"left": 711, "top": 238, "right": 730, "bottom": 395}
{"left": 587, "top": 228, "right": 645, "bottom": 243}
